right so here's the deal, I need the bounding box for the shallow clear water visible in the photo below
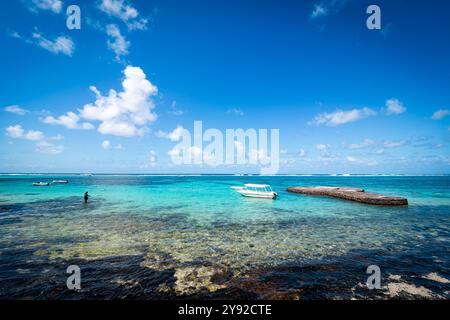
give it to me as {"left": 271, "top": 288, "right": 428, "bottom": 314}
{"left": 0, "top": 175, "right": 449, "bottom": 299}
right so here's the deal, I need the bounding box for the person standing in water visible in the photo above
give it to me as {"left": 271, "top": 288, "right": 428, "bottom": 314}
{"left": 84, "top": 192, "right": 89, "bottom": 204}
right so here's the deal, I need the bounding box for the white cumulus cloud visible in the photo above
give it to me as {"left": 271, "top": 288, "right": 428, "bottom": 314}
{"left": 309, "top": 107, "right": 376, "bottom": 126}
{"left": 385, "top": 98, "right": 406, "bottom": 115}
{"left": 80, "top": 65, "right": 158, "bottom": 137}
{"left": 6, "top": 125, "right": 63, "bottom": 155}
{"left": 6, "top": 125, "right": 44, "bottom": 141}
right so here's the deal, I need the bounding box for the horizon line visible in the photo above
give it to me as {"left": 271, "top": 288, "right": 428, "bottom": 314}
{"left": 1, "top": 173, "right": 449, "bottom": 176}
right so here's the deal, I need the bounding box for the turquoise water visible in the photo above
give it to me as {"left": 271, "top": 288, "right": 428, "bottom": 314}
{"left": 0, "top": 175, "right": 449, "bottom": 299}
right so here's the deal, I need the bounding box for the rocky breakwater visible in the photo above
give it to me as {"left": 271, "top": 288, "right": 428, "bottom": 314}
{"left": 287, "top": 186, "right": 408, "bottom": 206}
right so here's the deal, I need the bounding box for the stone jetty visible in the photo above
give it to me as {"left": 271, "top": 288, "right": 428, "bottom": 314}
{"left": 287, "top": 186, "right": 408, "bottom": 206}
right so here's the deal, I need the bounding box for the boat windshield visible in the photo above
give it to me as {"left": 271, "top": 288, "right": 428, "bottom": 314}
{"left": 244, "top": 185, "right": 273, "bottom": 193}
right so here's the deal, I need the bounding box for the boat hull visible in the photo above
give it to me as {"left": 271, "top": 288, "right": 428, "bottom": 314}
{"left": 237, "top": 190, "right": 277, "bottom": 199}
{"left": 52, "top": 181, "right": 69, "bottom": 184}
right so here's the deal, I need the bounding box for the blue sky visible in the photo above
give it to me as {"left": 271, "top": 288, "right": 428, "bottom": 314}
{"left": 0, "top": 0, "right": 449, "bottom": 174}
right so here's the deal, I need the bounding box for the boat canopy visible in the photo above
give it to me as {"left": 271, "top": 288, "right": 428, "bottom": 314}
{"left": 245, "top": 184, "right": 270, "bottom": 188}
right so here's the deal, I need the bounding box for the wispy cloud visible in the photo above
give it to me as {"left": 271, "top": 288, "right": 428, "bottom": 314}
{"left": 9, "top": 30, "right": 75, "bottom": 56}
{"left": 50, "top": 134, "right": 64, "bottom": 141}
{"left": 140, "top": 150, "right": 157, "bottom": 168}
{"left": 310, "top": 0, "right": 349, "bottom": 20}
{"left": 315, "top": 144, "right": 329, "bottom": 152}
{"left": 349, "top": 138, "right": 377, "bottom": 149}
{"left": 311, "top": 4, "right": 328, "bottom": 19}
{"left": 42, "top": 112, "right": 94, "bottom": 130}
{"left": 26, "top": 0, "right": 63, "bottom": 14}
{"left": 431, "top": 109, "right": 450, "bottom": 120}
{"left": 168, "top": 146, "right": 204, "bottom": 165}
{"left": 226, "top": 108, "right": 245, "bottom": 116}
{"left": 148, "top": 150, "right": 157, "bottom": 167}
{"left": 299, "top": 148, "right": 306, "bottom": 158}
{"left": 167, "top": 101, "right": 184, "bottom": 116}
{"left": 385, "top": 98, "right": 406, "bottom": 115}
{"left": 98, "top": 0, "right": 148, "bottom": 31}
{"left": 101, "top": 140, "right": 124, "bottom": 150}
{"left": 36, "top": 141, "right": 64, "bottom": 155}
{"left": 309, "top": 107, "right": 376, "bottom": 126}
{"left": 33, "top": 32, "right": 74, "bottom": 56}
{"left": 93, "top": 1, "right": 157, "bottom": 63}
{"left": 106, "top": 24, "right": 130, "bottom": 61}
{"left": 315, "top": 143, "right": 339, "bottom": 161}
{"left": 349, "top": 138, "right": 409, "bottom": 150}
{"left": 8, "top": 31, "right": 24, "bottom": 39}
{"left": 383, "top": 140, "right": 409, "bottom": 148}
{"left": 156, "top": 125, "right": 185, "bottom": 142}
{"left": 346, "top": 155, "right": 378, "bottom": 166}
{"left": 413, "top": 142, "right": 444, "bottom": 149}
{"left": 4, "top": 105, "right": 28, "bottom": 116}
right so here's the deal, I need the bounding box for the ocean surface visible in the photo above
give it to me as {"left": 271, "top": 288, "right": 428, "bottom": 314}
{"left": 0, "top": 174, "right": 449, "bottom": 299}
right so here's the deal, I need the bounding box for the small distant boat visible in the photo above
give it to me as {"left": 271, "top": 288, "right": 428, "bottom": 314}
{"left": 32, "top": 182, "right": 50, "bottom": 187}
{"left": 231, "top": 184, "right": 278, "bottom": 199}
{"left": 52, "top": 180, "right": 69, "bottom": 184}
{"left": 80, "top": 173, "right": 93, "bottom": 176}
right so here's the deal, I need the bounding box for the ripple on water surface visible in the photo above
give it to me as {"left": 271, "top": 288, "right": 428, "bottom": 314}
{"left": 0, "top": 175, "right": 449, "bottom": 299}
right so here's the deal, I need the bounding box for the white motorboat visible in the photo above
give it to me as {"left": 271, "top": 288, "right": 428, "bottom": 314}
{"left": 52, "top": 180, "right": 69, "bottom": 184}
{"left": 32, "top": 182, "right": 50, "bottom": 186}
{"left": 231, "top": 184, "right": 278, "bottom": 199}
